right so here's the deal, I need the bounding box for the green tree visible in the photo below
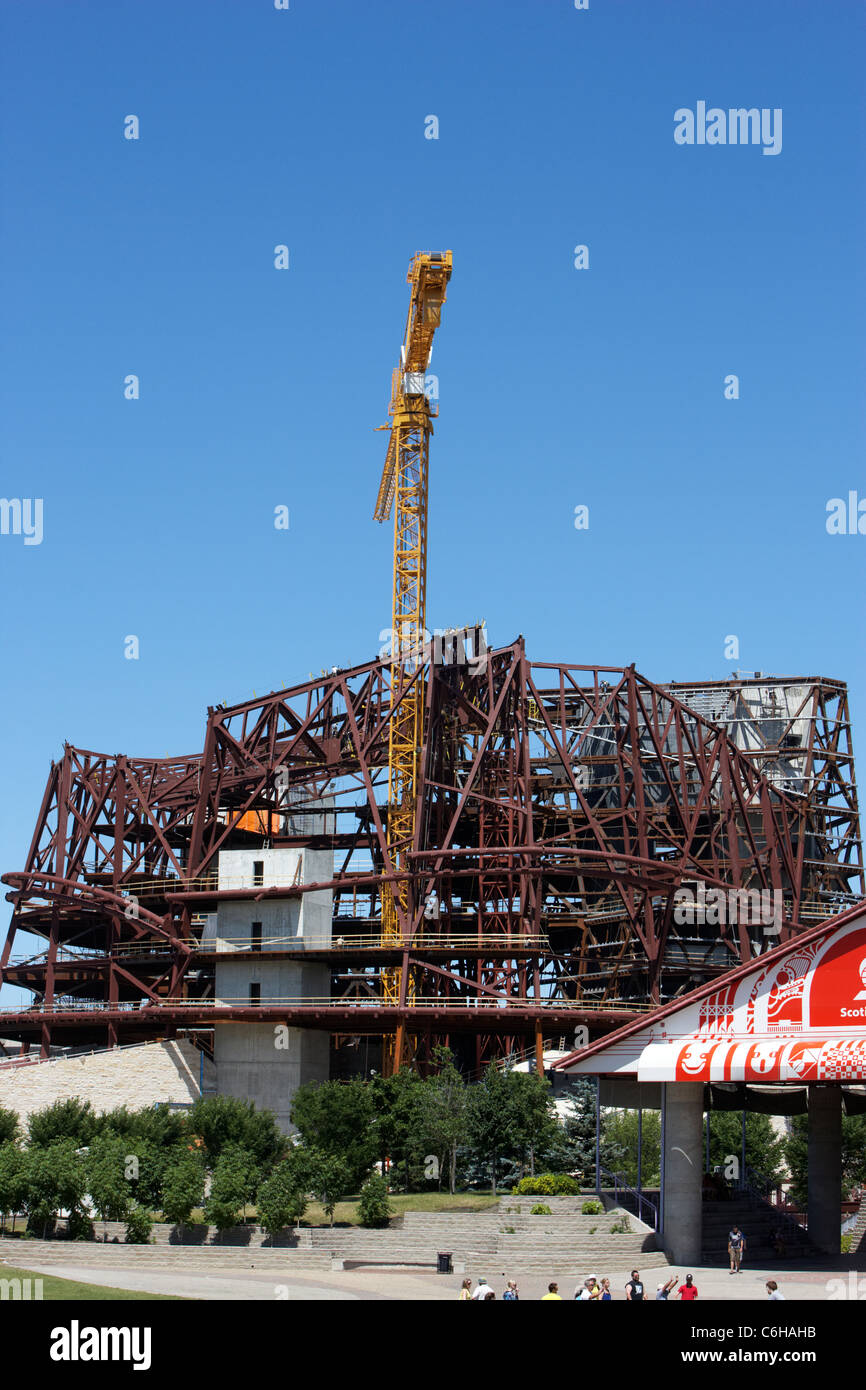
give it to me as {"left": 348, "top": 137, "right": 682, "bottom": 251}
{"left": 20, "top": 1140, "right": 86, "bottom": 1238}
{"left": 85, "top": 1134, "right": 132, "bottom": 1239}
{"left": 118, "top": 1137, "right": 166, "bottom": 1211}
{"left": 256, "top": 1153, "right": 310, "bottom": 1237}
{"left": 708, "top": 1111, "right": 786, "bottom": 1185}
{"left": 97, "top": 1103, "right": 187, "bottom": 1148}
{"left": 414, "top": 1046, "right": 467, "bottom": 1194}
{"left": 369, "top": 1067, "right": 426, "bottom": 1190}
{"left": 290, "top": 1078, "right": 375, "bottom": 1188}
{"left": 204, "top": 1146, "right": 255, "bottom": 1232}
{"left": 160, "top": 1150, "right": 206, "bottom": 1230}
{"left": 466, "top": 1064, "right": 520, "bottom": 1194}
{"left": 784, "top": 1111, "right": 866, "bottom": 1208}
{"left": 28, "top": 1097, "right": 98, "bottom": 1147}
{"left": 188, "top": 1096, "right": 282, "bottom": 1172}
{"left": 552, "top": 1080, "right": 625, "bottom": 1184}
{"left": 602, "top": 1110, "right": 662, "bottom": 1187}
{"left": 0, "top": 1107, "right": 19, "bottom": 1145}
{"left": 842, "top": 1113, "right": 866, "bottom": 1193}
{"left": 509, "top": 1071, "right": 559, "bottom": 1178}
{"left": 0, "top": 1143, "right": 25, "bottom": 1232}
{"left": 308, "top": 1151, "right": 352, "bottom": 1225}
{"left": 358, "top": 1172, "right": 393, "bottom": 1228}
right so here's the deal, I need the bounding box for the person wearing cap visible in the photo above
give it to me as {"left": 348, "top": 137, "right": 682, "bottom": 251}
{"left": 655, "top": 1275, "right": 678, "bottom": 1300}
{"left": 470, "top": 1277, "right": 490, "bottom": 1299}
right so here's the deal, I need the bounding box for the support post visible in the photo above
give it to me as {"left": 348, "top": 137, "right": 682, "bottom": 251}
{"left": 595, "top": 1075, "right": 601, "bottom": 1191}
{"left": 807, "top": 1085, "right": 842, "bottom": 1254}
{"left": 740, "top": 1108, "right": 747, "bottom": 1187}
{"left": 637, "top": 1108, "right": 643, "bottom": 1193}
{"left": 660, "top": 1081, "right": 703, "bottom": 1265}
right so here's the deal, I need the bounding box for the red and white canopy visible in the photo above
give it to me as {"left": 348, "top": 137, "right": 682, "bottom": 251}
{"left": 553, "top": 903, "right": 866, "bottom": 1084}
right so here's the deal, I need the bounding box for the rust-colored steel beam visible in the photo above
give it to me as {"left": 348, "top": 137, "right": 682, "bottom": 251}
{"left": 1, "top": 644, "right": 860, "bottom": 1067}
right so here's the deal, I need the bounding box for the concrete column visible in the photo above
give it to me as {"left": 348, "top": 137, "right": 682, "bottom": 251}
{"left": 661, "top": 1082, "right": 704, "bottom": 1266}
{"left": 807, "top": 1085, "right": 842, "bottom": 1254}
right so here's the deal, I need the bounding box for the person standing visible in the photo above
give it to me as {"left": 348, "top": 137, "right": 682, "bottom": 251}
{"left": 677, "top": 1274, "right": 699, "bottom": 1301}
{"left": 503, "top": 1280, "right": 519, "bottom": 1301}
{"left": 471, "top": 1277, "right": 490, "bottom": 1299}
{"left": 728, "top": 1225, "right": 746, "bottom": 1274}
{"left": 542, "top": 1282, "right": 562, "bottom": 1300}
{"left": 599, "top": 1277, "right": 612, "bottom": 1301}
{"left": 656, "top": 1275, "right": 678, "bottom": 1300}
{"left": 625, "top": 1270, "right": 645, "bottom": 1301}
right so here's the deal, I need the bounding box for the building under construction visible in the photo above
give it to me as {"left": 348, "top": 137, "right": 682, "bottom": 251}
{"left": 0, "top": 254, "right": 862, "bottom": 1121}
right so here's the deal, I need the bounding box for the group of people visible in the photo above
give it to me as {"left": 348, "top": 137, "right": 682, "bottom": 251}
{"left": 459, "top": 1271, "right": 689, "bottom": 1301}
{"left": 459, "top": 1264, "right": 785, "bottom": 1301}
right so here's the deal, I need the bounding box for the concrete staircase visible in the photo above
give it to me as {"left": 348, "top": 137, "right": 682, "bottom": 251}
{"left": 700, "top": 1196, "right": 815, "bottom": 1265}
{"left": 848, "top": 1201, "right": 866, "bottom": 1253}
{"left": 2, "top": 1196, "right": 670, "bottom": 1277}
{"left": 307, "top": 1198, "right": 668, "bottom": 1275}
{"left": 90, "top": 1220, "right": 311, "bottom": 1249}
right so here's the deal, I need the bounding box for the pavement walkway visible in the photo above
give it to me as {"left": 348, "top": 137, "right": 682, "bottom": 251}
{"left": 11, "top": 1256, "right": 864, "bottom": 1301}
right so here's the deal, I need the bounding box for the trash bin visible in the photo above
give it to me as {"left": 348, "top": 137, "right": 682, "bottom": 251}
{"left": 437, "top": 1251, "right": 453, "bottom": 1274}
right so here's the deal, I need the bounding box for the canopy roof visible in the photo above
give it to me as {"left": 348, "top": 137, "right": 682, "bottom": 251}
{"left": 553, "top": 901, "right": 866, "bottom": 1083}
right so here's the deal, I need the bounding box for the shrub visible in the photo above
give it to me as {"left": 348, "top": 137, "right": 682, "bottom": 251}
{"left": 66, "top": 1209, "right": 94, "bottom": 1242}
{"left": 0, "top": 1108, "right": 19, "bottom": 1145}
{"left": 609, "top": 1215, "right": 631, "bottom": 1233}
{"left": 581, "top": 1199, "right": 604, "bottom": 1215}
{"left": 125, "top": 1205, "right": 153, "bottom": 1244}
{"left": 513, "top": 1173, "right": 579, "bottom": 1197}
{"left": 530, "top": 1203, "right": 552, "bottom": 1215}
{"left": 358, "top": 1173, "right": 393, "bottom": 1229}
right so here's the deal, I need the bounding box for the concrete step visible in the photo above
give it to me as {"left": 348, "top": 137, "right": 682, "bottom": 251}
{"left": 0, "top": 1239, "right": 332, "bottom": 1270}
{"left": 92, "top": 1220, "right": 313, "bottom": 1249}
{"left": 464, "top": 1251, "right": 671, "bottom": 1274}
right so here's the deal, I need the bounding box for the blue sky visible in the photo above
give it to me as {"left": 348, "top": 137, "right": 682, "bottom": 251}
{"left": 0, "top": 0, "right": 864, "bottom": 974}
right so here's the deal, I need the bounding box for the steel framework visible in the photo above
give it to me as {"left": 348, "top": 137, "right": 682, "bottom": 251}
{"left": 1, "top": 643, "right": 861, "bottom": 1071}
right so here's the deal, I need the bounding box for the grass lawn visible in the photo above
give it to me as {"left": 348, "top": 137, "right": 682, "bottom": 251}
{"left": 0, "top": 1263, "right": 185, "bottom": 1301}
{"left": 299, "top": 1189, "right": 500, "bottom": 1227}
{"left": 175, "top": 1189, "right": 499, "bottom": 1228}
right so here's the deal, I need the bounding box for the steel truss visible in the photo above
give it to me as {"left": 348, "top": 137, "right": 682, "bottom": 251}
{"left": 1, "top": 641, "right": 861, "bottom": 1069}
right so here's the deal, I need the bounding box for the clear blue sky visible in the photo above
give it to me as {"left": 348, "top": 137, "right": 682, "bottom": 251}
{"left": 1, "top": 0, "right": 864, "bottom": 977}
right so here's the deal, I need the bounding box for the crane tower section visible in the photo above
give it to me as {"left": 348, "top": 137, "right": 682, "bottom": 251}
{"left": 374, "top": 252, "right": 452, "bottom": 1046}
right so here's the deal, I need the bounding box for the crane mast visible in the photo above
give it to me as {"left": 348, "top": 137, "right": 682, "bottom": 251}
{"left": 374, "top": 251, "right": 452, "bottom": 1070}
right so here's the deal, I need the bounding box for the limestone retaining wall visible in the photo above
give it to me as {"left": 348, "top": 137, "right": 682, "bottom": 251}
{"left": 0, "top": 1039, "right": 214, "bottom": 1126}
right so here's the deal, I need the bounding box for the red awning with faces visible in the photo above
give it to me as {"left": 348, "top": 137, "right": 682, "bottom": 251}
{"left": 553, "top": 905, "right": 866, "bottom": 1084}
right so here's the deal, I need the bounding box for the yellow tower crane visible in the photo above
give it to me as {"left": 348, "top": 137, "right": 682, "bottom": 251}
{"left": 374, "top": 250, "right": 452, "bottom": 1071}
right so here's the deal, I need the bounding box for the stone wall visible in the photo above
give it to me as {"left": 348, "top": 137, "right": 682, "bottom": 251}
{"left": 0, "top": 1039, "right": 214, "bottom": 1127}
